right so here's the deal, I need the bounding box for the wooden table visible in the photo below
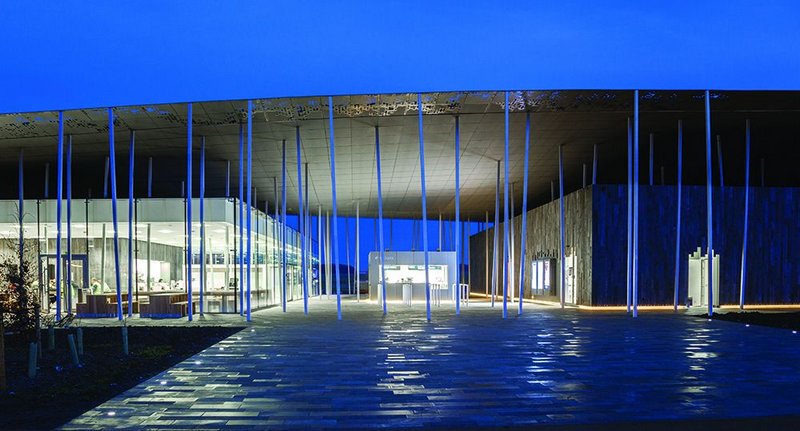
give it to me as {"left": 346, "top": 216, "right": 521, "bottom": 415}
{"left": 140, "top": 292, "right": 196, "bottom": 318}
{"left": 76, "top": 293, "right": 138, "bottom": 317}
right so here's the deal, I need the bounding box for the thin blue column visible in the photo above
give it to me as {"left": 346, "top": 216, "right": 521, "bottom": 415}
{"left": 491, "top": 161, "right": 500, "bottom": 306}
{"left": 66, "top": 135, "right": 73, "bottom": 314}
{"left": 55, "top": 112, "right": 63, "bottom": 320}
{"left": 626, "top": 117, "right": 632, "bottom": 313}
{"left": 705, "top": 90, "right": 714, "bottom": 316}
{"left": 518, "top": 112, "right": 531, "bottom": 315}
{"left": 558, "top": 144, "right": 566, "bottom": 309}
{"left": 673, "top": 120, "right": 683, "bottom": 311}
{"left": 633, "top": 91, "right": 640, "bottom": 318}
{"left": 592, "top": 143, "right": 598, "bottom": 185}
{"left": 740, "top": 120, "right": 751, "bottom": 309}
{"left": 501, "top": 91, "right": 510, "bottom": 319}
{"left": 238, "top": 123, "right": 244, "bottom": 316}
{"left": 127, "top": 130, "right": 134, "bottom": 317}
{"left": 417, "top": 94, "right": 431, "bottom": 322}
{"left": 454, "top": 116, "right": 461, "bottom": 315}
{"left": 375, "top": 126, "right": 387, "bottom": 314}
{"left": 281, "top": 139, "right": 287, "bottom": 312}
{"left": 108, "top": 108, "right": 123, "bottom": 320}
{"left": 246, "top": 100, "right": 253, "bottom": 321}
{"left": 200, "top": 136, "right": 206, "bottom": 314}
{"left": 18, "top": 149, "right": 24, "bottom": 274}
{"left": 328, "top": 96, "right": 342, "bottom": 319}
{"left": 186, "top": 103, "right": 193, "bottom": 321}
{"left": 296, "top": 126, "right": 308, "bottom": 315}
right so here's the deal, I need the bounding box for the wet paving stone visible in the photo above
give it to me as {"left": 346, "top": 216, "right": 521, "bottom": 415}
{"left": 64, "top": 298, "right": 800, "bottom": 429}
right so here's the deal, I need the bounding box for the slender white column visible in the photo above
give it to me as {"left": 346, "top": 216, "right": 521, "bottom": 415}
{"left": 355, "top": 201, "right": 360, "bottom": 302}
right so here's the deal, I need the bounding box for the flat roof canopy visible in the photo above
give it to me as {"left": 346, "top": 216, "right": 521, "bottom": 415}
{"left": 1, "top": 90, "right": 799, "bottom": 219}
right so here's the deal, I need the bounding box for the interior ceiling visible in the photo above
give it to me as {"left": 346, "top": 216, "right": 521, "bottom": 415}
{"left": 1, "top": 90, "right": 799, "bottom": 220}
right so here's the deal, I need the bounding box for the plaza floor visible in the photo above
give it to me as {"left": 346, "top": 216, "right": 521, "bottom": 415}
{"left": 64, "top": 296, "right": 800, "bottom": 430}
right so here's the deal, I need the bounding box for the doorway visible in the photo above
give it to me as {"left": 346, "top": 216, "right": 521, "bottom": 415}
{"left": 39, "top": 253, "right": 89, "bottom": 316}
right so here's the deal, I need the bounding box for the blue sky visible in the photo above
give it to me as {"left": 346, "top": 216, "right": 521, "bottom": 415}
{"left": 2, "top": 1, "right": 799, "bottom": 113}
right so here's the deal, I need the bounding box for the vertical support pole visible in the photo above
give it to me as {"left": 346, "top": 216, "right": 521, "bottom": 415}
{"left": 355, "top": 200, "right": 360, "bottom": 302}
{"left": 328, "top": 96, "right": 342, "bottom": 319}
{"left": 318, "top": 205, "right": 323, "bottom": 299}
{"left": 502, "top": 91, "right": 510, "bottom": 319}
{"left": 18, "top": 150, "right": 24, "bottom": 280}
{"left": 509, "top": 182, "right": 515, "bottom": 303}
{"left": 716, "top": 135, "right": 724, "bottom": 188}
{"left": 633, "top": 91, "right": 640, "bottom": 317}
{"left": 305, "top": 163, "right": 310, "bottom": 298}
{"left": 704, "top": 90, "right": 714, "bottom": 316}
{"left": 740, "top": 120, "right": 751, "bottom": 309}
{"left": 127, "top": 131, "right": 134, "bottom": 317}
{"left": 485, "top": 212, "right": 489, "bottom": 297}
{"left": 649, "top": 133, "right": 654, "bottom": 186}
{"left": 108, "top": 108, "right": 123, "bottom": 320}
{"left": 200, "top": 136, "right": 206, "bottom": 314}
{"left": 558, "top": 144, "right": 566, "bottom": 309}
{"left": 454, "top": 115, "right": 461, "bottom": 315}
{"left": 376, "top": 126, "right": 387, "bottom": 314}
{"left": 186, "top": 104, "right": 193, "bottom": 321}
{"left": 147, "top": 156, "right": 153, "bottom": 198}
{"left": 281, "top": 140, "right": 287, "bottom": 312}
{"left": 417, "top": 93, "right": 431, "bottom": 322}
{"left": 273, "top": 177, "right": 278, "bottom": 304}
{"left": 146, "top": 224, "right": 151, "bottom": 292}
{"left": 518, "top": 112, "right": 530, "bottom": 315}
{"left": 296, "top": 126, "right": 308, "bottom": 315}
{"left": 626, "top": 117, "right": 633, "bottom": 313}
{"left": 673, "top": 120, "right": 683, "bottom": 311}
{"left": 326, "top": 211, "right": 331, "bottom": 299}
{"left": 44, "top": 163, "right": 50, "bottom": 199}
{"left": 55, "top": 113, "right": 63, "bottom": 321}
{"left": 238, "top": 123, "right": 244, "bottom": 316}
{"left": 592, "top": 143, "right": 598, "bottom": 185}
{"left": 345, "top": 216, "right": 351, "bottom": 293}
{"left": 246, "top": 101, "right": 253, "bottom": 321}
{"left": 492, "top": 161, "right": 500, "bottom": 306}
{"left": 66, "top": 136, "right": 73, "bottom": 314}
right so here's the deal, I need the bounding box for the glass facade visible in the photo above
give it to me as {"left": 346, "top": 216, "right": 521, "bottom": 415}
{"left": 0, "top": 197, "right": 317, "bottom": 317}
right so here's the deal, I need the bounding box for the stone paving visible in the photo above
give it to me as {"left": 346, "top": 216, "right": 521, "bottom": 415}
{"left": 64, "top": 297, "right": 800, "bottom": 429}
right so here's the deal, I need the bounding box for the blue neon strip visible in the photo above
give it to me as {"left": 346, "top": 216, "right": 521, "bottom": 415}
{"left": 740, "top": 120, "right": 751, "bottom": 309}
{"left": 246, "top": 100, "right": 253, "bottom": 321}
{"left": 375, "top": 126, "right": 387, "bottom": 314}
{"left": 296, "top": 126, "right": 308, "bottom": 315}
{"left": 281, "top": 140, "right": 287, "bottom": 312}
{"left": 18, "top": 149, "right": 24, "bottom": 272}
{"left": 705, "top": 90, "right": 713, "bottom": 316}
{"left": 186, "top": 103, "right": 193, "bottom": 322}
{"left": 238, "top": 123, "right": 244, "bottom": 316}
{"left": 673, "top": 121, "right": 683, "bottom": 311}
{"left": 66, "top": 136, "right": 73, "bottom": 313}
{"left": 626, "top": 118, "right": 632, "bottom": 313}
{"left": 109, "top": 108, "right": 123, "bottom": 320}
{"left": 502, "top": 92, "right": 510, "bottom": 318}
{"left": 128, "top": 130, "right": 134, "bottom": 317}
{"left": 558, "top": 144, "right": 566, "bottom": 309}
{"left": 633, "top": 91, "right": 640, "bottom": 317}
{"left": 517, "top": 112, "right": 530, "bottom": 315}
{"left": 328, "top": 96, "right": 342, "bottom": 320}
{"left": 454, "top": 116, "right": 461, "bottom": 315}
{"left": 491, "top": 161, "right": 500, "bottom": 307}
{"left": 417, "top": 94, "right": 431, "bottom": 322}
{"left": 200, "top": 136, "right": 205, "bottom": 315}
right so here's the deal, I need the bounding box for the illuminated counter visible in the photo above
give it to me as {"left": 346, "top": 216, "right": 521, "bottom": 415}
{"left": 368, "top": 251, "right": 457, "bottom": 303}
